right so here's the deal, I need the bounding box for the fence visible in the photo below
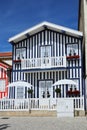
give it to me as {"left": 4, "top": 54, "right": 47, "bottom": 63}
{"left": 0, "top": 97, "right": 84, "bottom": 111}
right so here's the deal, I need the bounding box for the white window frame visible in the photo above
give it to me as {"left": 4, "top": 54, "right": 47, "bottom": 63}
{"left": 17, "top": 86, "right": 24, "bottom": 99}
{"left": 41, "top": 46, "right": 51, "bottom": 58}
{"left": 67, "top": 44, "right": 78, "bottom": 56}
{"left": 16, "top": 48, "right": 26, "bottom": 60}
{"left": 0, "top": 79, "right": 5, "bottom": 91}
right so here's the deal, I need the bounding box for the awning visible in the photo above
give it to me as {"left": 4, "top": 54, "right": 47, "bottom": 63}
{"left": 52, "top": 79, "right": 77, "bottom": 86}
{"left": 8, "top": 80, "right": 32, "bottom": 88}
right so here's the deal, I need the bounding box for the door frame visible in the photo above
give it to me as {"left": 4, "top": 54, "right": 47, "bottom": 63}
{"left": 38, "top": 79, "right": 53, "bottom": 98}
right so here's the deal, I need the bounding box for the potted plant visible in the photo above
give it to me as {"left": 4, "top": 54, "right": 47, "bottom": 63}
{"left": 69, "top": 49, "right": 72, "bottom": 56}
{"left": 28, "top": 88, "right": 33, "bottom": 97}
{"left": 47, "top": 90, "right": 50, "bottom": 98}
{"left": 73, "top": 88, "right": 80, "bottom": 97}
{"left": 67, "top": 87, "right": 73, "bottom": 97}
{"left": 55, "top": 88, "right": 61, "bottom": 97}
{"left": 42, "top": 91, "right": 45, "bottom": 98}
{"left": 73, "top": 49, "right": 76, "bottom": 56}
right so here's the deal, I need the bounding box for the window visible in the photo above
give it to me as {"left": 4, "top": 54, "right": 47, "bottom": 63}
{"left": 67, "top": 44, "right": 78, "bottom": 56}
{"left": 17, "top": 87, "right": 24, "bottom": 99}
{"left": 0, "top": 79, "right": 5, "bottom": 91}
{"left": 16, "top": 48, "right": 26, "bottom": 60}
{"left": 41, "top": 46, "right": 51, "bottom": 58}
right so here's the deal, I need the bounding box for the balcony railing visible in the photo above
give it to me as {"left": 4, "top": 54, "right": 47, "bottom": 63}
{"left": 21, "top": 56, "right": 66, "bottom": 70}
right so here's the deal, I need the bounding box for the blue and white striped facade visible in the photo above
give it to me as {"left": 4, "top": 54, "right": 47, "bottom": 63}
{"left": 8, "top": 22, "right": 84, "bottom": 99}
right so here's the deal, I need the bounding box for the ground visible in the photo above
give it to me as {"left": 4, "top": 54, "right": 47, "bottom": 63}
{"left": 0, "top": 117, "right": 87, "bottom": 130}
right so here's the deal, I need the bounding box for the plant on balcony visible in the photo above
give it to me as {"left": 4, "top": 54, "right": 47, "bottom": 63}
{"left": 73, "top": 88, "right": 80, "bottom": 97}
{"left": 28, "top": 88, "right": 33, "bottom": 98}
{"left": 73, "top": 49, "right": 76, "bottom": 56}
{"left": 47, "top": 90, "right": 50, "bottom": 98}
{"left": 55, "top": 88, "right": 61, "bottom": 98}
{"left": 69, "top": 49, "right": 72, "bottom": 56}
{"left": 67, "top": 87, "right": 80, "bottom": 97}
{"left": 42, "top": 91, "right": 45, "bottom": 98}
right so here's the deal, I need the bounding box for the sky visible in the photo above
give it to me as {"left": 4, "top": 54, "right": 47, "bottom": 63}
{"left": 0, "top": 0, "right": 79, "bottom": 52}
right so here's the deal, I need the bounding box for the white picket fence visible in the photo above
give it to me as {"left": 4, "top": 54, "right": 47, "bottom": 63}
{"left": 0, "top": 97, "right": 84, "bottom": 111}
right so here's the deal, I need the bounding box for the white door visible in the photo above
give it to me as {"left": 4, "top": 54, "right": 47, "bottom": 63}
{"left": 39, "top": 80, "right": 53, "bottom": 98}
{"left": 41, "top": 46, "right": 51, "bottom": 68}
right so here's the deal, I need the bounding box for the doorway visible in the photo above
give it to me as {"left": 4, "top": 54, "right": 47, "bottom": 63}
{"left": 39, "top": 80, "right": 53, "bottom": 98}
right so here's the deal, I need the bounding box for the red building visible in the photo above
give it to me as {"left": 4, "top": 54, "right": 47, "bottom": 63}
{"left": 0, "top": 52, "right": 12, "bottom": 98}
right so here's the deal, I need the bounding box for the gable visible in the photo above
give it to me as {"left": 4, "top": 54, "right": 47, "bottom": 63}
{"left": 8, "top": 21, "right": 83, "bottom": 43}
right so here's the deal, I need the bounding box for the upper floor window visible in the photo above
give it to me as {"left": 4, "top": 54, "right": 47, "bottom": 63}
{"left": 67, "top": 44, "right": 78, "bottom": 56}
{"left": 41, "top": 46, "right": 51, "bottom": 58}
{"left": 16, "top": 48, "right": 26, "bottom": 60}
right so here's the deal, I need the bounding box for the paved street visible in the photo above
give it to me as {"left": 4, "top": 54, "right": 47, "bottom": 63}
{"left": 0, "top": 117, "right": 87, "bottom": 130}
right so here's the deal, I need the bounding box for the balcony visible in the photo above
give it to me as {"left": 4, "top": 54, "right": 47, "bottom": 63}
{"left": 21, "top": 56, "right": 66, "bottom": 70}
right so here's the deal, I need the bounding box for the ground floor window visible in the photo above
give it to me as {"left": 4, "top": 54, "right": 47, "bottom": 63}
{"left": 17, "top": 87, "right": 24, "bottom": 99}
{"left": 0, "top": 79, "right": 5, "bottom": 91}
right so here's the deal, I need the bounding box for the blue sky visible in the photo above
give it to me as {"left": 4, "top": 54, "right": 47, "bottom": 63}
{"left": 0, "top": 0, "right": 79, "bottom": 52}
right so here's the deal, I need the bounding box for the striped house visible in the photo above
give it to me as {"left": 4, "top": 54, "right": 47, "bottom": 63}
{"left": 8, "top": 22, "right": 84, "bottom": 101}
{"left": 0, "top": 52, "right": 12, "bottom": 98}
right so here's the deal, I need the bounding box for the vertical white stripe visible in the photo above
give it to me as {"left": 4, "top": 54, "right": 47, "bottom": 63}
{"left": 30, "top": 73, "right": 31, "bottom": 84}
{"left": 54, "top": 33, "right": 56, "bottom": 57}
{"left": 33, "top": 37, "right": 34, "bottom": 58}
{"left": 64, "top": 71, "right": 66, "bottom": 97}
{"left": 73, "top": 69, "right": 75, "bottom": 78}
{"left": 14, "top": 46, "right": 15, "bottom": 60}
{"left": 76, "top": 69, "right": 78, "bottom": 78}
{"left": 54, "top": 71, "right": 56, "bottom": 97}
{"left": 80, "top": 68, "right": 82, "bottom": 96}
{"left": 45, "top": 30, "right": 47, "bottom": 45}
{"left": 48, "top": 31, "right": 50, "bottom": 45}
{"left": 63, "top": 35, "right": 65, "bottom": 56}
{"left": 32, "top": 73, "right": 34, "bottom": 86}
{"left": 70, "top": 69, "right": 72, "bottom": 78}
{"left": 36, "top": 35, "right": 37, "bottom": 58}
{"left": 60, "top": 34, "right": 62, "bottom": 56}
{"left": 27, "top": 39, "right": 29, "bottom": 58}
{"left": 30, "top": 38, "right": 32, "bottom": 58}
{"left": 42, "top": 32, "right": 44, "bottom": 45}
{"left": 35, "top": 72, "right": 37, "bottom": 98}
{"left": 38, "top": 72, "right": 40, "bottom": 80}
{"left": 45, "top": 72, "right": 47, "bottom": 79}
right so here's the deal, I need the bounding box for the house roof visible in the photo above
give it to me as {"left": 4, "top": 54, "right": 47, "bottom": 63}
{"left": 0, "top": 60, "right": 12, "bottom": 69}
{"left": 0, "top": 52, "right": 12, "bottom": 60}
{"left": 8, "top": 21, "right": 83, "bottom": 43}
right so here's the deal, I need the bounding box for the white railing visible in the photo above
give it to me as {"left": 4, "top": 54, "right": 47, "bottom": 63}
{"left": 0, "top": 97, "right": 84, "bottom": 111}
{"left": 21, "top": 56, "right": 66, "bottom": 69}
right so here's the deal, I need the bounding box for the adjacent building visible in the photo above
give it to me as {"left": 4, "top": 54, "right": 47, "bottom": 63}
{"left": 0, "top": 52, "right": 12, "bottom": 98}
{"left": 78, "top": 0, "right": 87, "bottom": 109}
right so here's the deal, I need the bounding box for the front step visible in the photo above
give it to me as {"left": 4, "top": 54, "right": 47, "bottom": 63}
{"left": 0, "top": 110, "right": 57, "bottom": 117}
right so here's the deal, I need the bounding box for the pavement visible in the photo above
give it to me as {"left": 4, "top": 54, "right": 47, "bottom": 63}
{"left": 0, "top": 117, "right": 87, "bottom": 130}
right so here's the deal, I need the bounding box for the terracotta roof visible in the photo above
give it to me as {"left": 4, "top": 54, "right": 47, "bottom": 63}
{"left": 0, "top": 52, "right": 12, "bottom": 57}
{"left": 0, "top": 60, "right": 12, "bottom": 69}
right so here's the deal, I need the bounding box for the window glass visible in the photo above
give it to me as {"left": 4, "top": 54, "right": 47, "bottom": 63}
{"left": 16, "top": 48, "right": 26, "bottom": 60}
{"left": 67, "top": 44, "right": 78, "bottom": 56}
{"left": 0, "top": 79, "right": 5, "bottom": 91}
{"left": 41, "top": 46, "right": 51, "bottom": 58}
{"left": 17, "top": 87, "right": 24, "bottom": 99}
